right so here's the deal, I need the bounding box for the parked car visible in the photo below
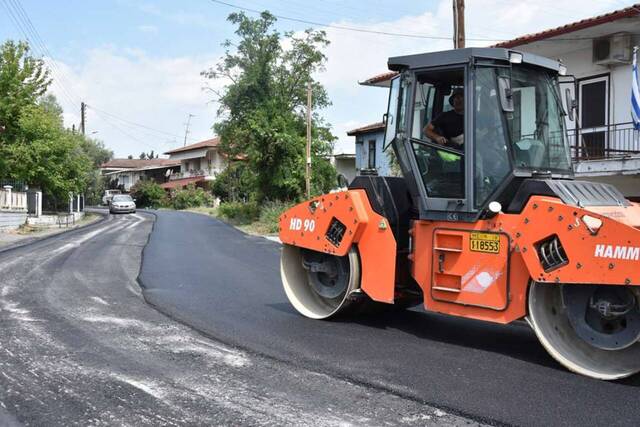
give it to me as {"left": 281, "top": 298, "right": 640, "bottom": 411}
{"left": 102, "top": 189, "right": 122, "bottom": 206}
{"left": 109, "top": 194, "right": 136, "bottom": 214}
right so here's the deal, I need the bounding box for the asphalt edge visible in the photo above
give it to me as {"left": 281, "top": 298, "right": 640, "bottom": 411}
{"left": 0, "top": 209, "right": 109, "bottom": 256}
{"left": 133, "top": 210, "right": 502, "bottom": 427}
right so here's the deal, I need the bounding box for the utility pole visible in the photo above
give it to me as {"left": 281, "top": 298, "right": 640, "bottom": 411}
{"left": 306, "top": 82, "right": 312, "bottom": 199}
{"left": 453, "top": 0, "right": 465, "bottom": 49}
{"left": 80, "top": 102, "right": 86, "bottom": 136}
{"left": 183, "top": 113, "right": 195, "bottom": 146}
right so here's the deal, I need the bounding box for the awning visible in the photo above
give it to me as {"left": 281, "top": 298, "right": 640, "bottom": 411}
{"left": 160, "top": 177, "right": 205, "bottom": 190}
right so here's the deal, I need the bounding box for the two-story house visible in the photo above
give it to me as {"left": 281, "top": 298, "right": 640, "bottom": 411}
{"left": 494, "top": 3, "right": 640, "bottom": 200}
{"left": 161, "top": 137, "right": 226, "bottom": 190}
{"left": 347, "top": 122, "right": 392, "bottom": 176}
{"left": 100, "top": 158, "right": 181, "bottom": 192}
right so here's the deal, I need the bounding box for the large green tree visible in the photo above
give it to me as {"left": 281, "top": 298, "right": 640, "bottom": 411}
{"left": 0, "top": 40, "right": 109, "bottom": 202}
{"left": 203, "top": 12, "right": 336, "bottom": 202}
{"left": 0, "top": 40, "right": 50, "bottom": 175}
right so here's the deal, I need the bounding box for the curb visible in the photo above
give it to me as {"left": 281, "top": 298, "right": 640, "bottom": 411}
{"left": 0, "top": 210, "right": 109, "bottom": 256}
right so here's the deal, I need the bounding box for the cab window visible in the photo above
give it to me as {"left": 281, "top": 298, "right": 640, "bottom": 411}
{"left": 410, "top": 68, "right": 465, "bottom": 200}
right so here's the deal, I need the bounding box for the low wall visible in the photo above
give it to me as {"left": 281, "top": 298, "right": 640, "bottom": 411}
{"left": 27, "top": 211, "right": 85, "bottom": 228}
{"left": 0, "top": 211, "right": 27, "bottom": 231}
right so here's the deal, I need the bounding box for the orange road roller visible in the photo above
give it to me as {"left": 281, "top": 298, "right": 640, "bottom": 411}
{"left": 279, "top": 48, "right": 640, "bottom": 380}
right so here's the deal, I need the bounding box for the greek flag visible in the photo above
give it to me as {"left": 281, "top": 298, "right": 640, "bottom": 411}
{"left": 633, "top": 46, "right": 640, "bottom": 130}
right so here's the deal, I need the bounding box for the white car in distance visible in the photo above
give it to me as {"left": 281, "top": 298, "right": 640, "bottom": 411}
{"left": 109, "top": 194, "right": 136, "bottom": 214}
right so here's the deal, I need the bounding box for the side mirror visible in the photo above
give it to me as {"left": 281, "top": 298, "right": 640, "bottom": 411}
{"left": 565, "top": 88, "right": 577, "bottom": 121}
{"left": 497, "top": 76, "right": 514, "bottom": 112}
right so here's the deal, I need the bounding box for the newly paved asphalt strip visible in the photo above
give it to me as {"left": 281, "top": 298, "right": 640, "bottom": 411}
{"left": 0, "top": 211, "right": 479, "bottom": 426}
{"left": 140, "top": 211, "right": 640, "bottom": 427}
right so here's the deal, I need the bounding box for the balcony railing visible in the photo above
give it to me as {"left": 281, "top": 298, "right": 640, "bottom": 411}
{"left": 569, "top": 122, "right": 640, "bottom": 161}
{"left": 169, "top": 169, "right": 221, "bottom": 181}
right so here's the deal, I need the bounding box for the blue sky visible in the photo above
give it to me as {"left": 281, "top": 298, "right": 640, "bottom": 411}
{"left": 0, "top": 0, "right": 635, "bottom": 157}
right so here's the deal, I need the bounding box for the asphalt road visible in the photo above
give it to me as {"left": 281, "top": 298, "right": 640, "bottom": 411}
{"left": 139, "top": 211, "right": 640, "bottom": 427}
{"left": 0, "top": 211, "right": 478, "bottom": 426}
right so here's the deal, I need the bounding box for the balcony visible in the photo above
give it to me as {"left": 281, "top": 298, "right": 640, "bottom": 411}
{"left": 570, "top": 122, "right": 640, "bottom": 161}
{"left": 169, "top": 169, "right": 215, "bottom": 181}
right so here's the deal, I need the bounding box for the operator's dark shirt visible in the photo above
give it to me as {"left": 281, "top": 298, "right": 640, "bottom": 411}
{"left": 431, "top": 110, "right": 464, "bottom": 139}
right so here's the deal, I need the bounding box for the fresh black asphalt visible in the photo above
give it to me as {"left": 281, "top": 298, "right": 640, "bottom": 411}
{"left": 2, "top": 211, "right": 471, "bottom": 426}
{"left": 139, "top": 210, "right": 640, "bottom": 427}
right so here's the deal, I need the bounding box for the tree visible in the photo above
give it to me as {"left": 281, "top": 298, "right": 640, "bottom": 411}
{"left": 0, "top": 40, "right": 50, "bottom": 175}
{"left": 5, "top": 103, "right": 91, "bottom": 200}
{"left": 202, "top": 12, "right": 336, "bottom": 202}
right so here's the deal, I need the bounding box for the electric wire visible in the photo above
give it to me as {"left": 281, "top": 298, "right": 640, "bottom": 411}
{"left": 0, "top": 0, "right": 78, "bottom": 108}
{"left": 8, "top": 0, "right": 83, "bottom": 105}
{"left": 206, "top": 0, "right": 640, "bottom": 43}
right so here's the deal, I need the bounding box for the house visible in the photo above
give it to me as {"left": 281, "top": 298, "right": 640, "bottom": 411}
{"left": 161, "top": 137, "right": 225, "bottom": 190}
{"left": 100, "top": 158, "right": 181, "bottom": 192}
{"left": 494, "top": 3, "right": 640, "bottom": 200}
{"left": 346, "top": 122, "right": 393, "bottom": 176}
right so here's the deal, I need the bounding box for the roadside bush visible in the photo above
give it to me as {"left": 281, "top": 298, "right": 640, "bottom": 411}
{"left": 130, "top": 180, "right": 167, "bottom": 208}
{"left": 211, "top": 161, "right": 253, "bottom": 202}
{"left": 218, "top": 201, "right": 260, "bottom": 224}
{"left": 170, "top": 184, "right": 214, "bottom": 210}
{"left": 258, "top": 200, "right": 295, "bottom": 233}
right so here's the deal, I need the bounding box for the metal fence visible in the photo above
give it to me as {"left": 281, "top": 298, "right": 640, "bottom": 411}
{"left": 569, "top": 122, "right": 640, "bottom": 161}
{"left": 0, "top": 179, "right": 27, "bottom": 192}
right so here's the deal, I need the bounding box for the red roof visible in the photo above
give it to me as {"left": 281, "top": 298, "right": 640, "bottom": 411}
{"left": 494, "top": 4, "right": 640, "bottom": 48}
{"left": 100, "top": 158, "right": 179, "bottom": 169}
{"left": 159, "top": 177, "right": 205, "bottom": 190}
{"left": 359, "top": 71, "right": 398, "bottom": 87}
{"left": 164, "top": 137, "right": 220, "bottom": 155}
{"left": 347, "top": 122, "right": 385, "bottom": 136}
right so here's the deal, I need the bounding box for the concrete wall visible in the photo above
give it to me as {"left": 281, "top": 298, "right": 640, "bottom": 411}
{"left": 0, "top": 211, "right": 27, "bottom": 231}
{"left": 27, "top": 211, "right": 85, "bottom": 228}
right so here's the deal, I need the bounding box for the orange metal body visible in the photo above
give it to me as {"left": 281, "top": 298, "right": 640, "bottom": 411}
{"left": 279, "top": 190, "right": 397, "bottom": 303}
{"left": 280, "top": 191, "right": 640, "bottom": 325}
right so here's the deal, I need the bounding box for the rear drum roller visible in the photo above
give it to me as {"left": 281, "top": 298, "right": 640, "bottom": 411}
{"left": 528, "top": 282, "right": 640, "bottom": 380}
{"left": 280, "top": 245, "right": 361, "bottom": 319}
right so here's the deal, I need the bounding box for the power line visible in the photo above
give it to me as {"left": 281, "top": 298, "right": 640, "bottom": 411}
{"left": 0, "top": 0, "right": 78, "bottom": 107}
{"left": 207, "top": 0, "right": 503, "bottom": 41}
{"left": 85, "top": 104, "right": 194, "bottom": 142}
{"left": 207, "top": 0, "right": 640, "bottom": 43}
{"left": 3, "top": 0, "right": 82, "bottom": 106}
{"left": 92, "top": 109, "right": 167, "bottom": 152}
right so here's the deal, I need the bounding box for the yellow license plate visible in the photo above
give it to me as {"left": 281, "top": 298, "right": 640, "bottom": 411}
{"left": 470, "top": 232, "right": 500, "bottom": 254}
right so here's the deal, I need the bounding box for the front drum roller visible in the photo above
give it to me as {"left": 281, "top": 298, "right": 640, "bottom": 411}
{"left": 280, "top": 244, "right": 361, "bottom": 319}
{"left": 528, "top": 281, "right": 640, "bottom": 380}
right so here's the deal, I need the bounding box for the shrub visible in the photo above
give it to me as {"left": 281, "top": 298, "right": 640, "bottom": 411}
{"left": 130, "top": 180, "right": 167, "bottom": 208}
{"left": 170, "top": 184, "right": 214, "bottom": 210}
{"left": 211, "top": 161, "right": 253, "bottom": 202}
{"left": 258, "top": 200, "right": 295, "bottom": 233}
{"left": 218, "top": 201, "right": 260, "bottom": 224}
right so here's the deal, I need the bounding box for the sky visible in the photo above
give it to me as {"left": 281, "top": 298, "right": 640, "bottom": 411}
{"left": 0, "top": 0, "right": 636, "bottom": 157}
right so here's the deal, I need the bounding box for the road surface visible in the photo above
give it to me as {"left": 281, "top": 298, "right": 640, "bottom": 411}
{"left": 0, "top": 211, "right": 477, "bottom": 426}
{"left": 139, "top": 211, "right": 640, "bottom": 427}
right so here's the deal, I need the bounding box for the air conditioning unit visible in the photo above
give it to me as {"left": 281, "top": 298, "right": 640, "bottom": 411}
{"left": 593, "top": 33, "right": 632, "bottom": 65}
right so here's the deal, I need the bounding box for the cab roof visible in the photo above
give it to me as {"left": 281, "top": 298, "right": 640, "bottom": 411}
{"left": 388, "top": 47, "right": 562, "bottom": 73}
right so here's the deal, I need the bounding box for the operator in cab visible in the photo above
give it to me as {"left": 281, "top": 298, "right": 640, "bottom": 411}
{"left": 423, "top": 88, "right": 464, "bottom": 149}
